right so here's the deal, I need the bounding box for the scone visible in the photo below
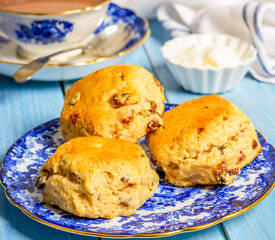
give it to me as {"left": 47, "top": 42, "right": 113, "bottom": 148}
{"left": 35, "top": 136, "right": 159, "bottom": 218}
{"left": 147, "top": 95, "right": 261, "bottom": 187}
{"left": 60, "top": 65, "right": 165, "bottom": 142}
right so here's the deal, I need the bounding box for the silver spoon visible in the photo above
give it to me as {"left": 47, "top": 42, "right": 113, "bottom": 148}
{"left": 13, "top": 24, "right": 132, "bottom": 83}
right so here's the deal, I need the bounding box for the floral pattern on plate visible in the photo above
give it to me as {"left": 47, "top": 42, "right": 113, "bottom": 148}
{"left": 1, "top": 104, "right": 274, "bottom": 237}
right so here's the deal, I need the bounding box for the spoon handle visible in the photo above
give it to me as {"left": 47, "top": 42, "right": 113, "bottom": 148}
{"left": 13, "top": 46, "right": 85, "bottom": 83}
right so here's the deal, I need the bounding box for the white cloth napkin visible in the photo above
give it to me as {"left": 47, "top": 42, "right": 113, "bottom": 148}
{"left": 157, "top": 0, "right": 275, "bottom": 83}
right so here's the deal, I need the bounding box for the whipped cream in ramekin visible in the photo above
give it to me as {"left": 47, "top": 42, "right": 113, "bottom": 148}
{"left": 174, "top": 45, "right": 242, "bottom": 68}
{"left": 161, "top": 34, "right": 257, "bottom": 93}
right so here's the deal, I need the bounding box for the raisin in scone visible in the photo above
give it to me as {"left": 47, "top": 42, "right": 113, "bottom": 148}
{"left": 36, "top": 136, "right": 159, "bottom": 219}
{"left": 60, "top": 65, "right": 165, "bottom": 142}
{"left": 147, "top": 95, "right": 261, "bottom": 187}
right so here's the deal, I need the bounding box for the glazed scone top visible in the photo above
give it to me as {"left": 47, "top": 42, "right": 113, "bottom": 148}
{"left": 36, "top": 136, "right": 159, "bottom": 218}
{"left": 37, "top": 136, "right": 154, "bottom": 193}
{"left": 148, "top": 95, "right": 253, "bottom": 158}
{"left": 64, "top": 65, "right": 164, "bottom": 107}
{"left": 147, "top": 95, "right": 261, "bottom": 186}
{"left": 61, "top": 65, "right": 165, "bottom": 142}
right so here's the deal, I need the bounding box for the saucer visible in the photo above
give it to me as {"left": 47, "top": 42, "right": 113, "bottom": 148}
{"left": 0, "top": 3, "right": 150, "bottom": 81}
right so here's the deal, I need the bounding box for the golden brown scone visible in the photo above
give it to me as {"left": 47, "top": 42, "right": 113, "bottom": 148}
{"left": 147, "top": 95, "right": 261, "bottom": 187}
{"left": 35, "top": 136, "right": 159, "bottom": 219}
{"left": 60, "top": 65, "right": 165, "bottom": 142}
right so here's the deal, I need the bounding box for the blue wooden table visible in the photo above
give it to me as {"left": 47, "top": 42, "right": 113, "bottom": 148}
{"left": 0, "top": 20, "right": 274, "bottom": 240}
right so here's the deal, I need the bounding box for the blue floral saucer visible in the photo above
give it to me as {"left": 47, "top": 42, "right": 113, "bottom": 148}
{"left": 0, "top": 3, "right": 150, "bottom": 81}
{"left": 1, "top": 104, "right": 274, "bottom": 238}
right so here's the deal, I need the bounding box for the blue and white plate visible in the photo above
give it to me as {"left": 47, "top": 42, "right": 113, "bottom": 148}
{"left": 1, "top": 104, "right": 275, "bottom": 238}
{"left": 0, "top": 3, "right": 150, "bottom": 81}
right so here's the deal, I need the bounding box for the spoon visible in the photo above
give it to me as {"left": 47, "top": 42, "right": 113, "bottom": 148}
{"left": 13, "top": 24, "right": 132, "bottom": 83}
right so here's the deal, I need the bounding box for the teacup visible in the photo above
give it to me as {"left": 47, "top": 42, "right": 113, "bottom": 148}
{"left": 0, "top": 0, "right": 110, "bottom": 59}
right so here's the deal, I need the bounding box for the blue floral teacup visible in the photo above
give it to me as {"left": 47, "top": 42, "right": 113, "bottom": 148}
{"left": 0, "top": 0, "right": 110, "bottom": 59}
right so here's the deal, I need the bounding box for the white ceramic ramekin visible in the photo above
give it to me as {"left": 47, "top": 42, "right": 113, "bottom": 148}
{"left": 161, "top": 34, "right": 257, "bottom": 94}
